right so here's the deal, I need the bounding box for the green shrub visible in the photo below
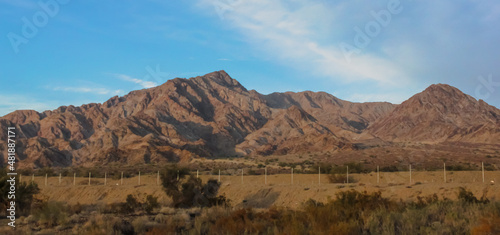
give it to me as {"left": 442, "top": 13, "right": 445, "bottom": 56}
{"left": 0, "top": 168, "right": 40, "bottom": 215}
{"left": 380, "top": 165, "right": 400, "bottom": 172}
{"left": 145, "top": 195, "right": 160, "bottom": 214}
{"left": 112, "top": 219, "right": 135, "bottom": 235}
{"left": 120, "top": 194, "right": 139, "bottom": 214}
{"left": 160, "top": 164, "right": 229, "bottom": 208}
{"left": 37, "top": 167, "right": 55, "bottom": 177}
{"left": 17, "top": 168, "right": 33, "bottom": 176}
{"left": 247, "top": 169, "right": 259, "bottom": 175}
{"left": 68, "top": 202, "right": 83, "bottom": 215}
{"left": 80, "top": 214, "right": 122, "bottom": 234}
{"left": 137, "top": 189, "right": 500, "bottom": 235}
{"left": 132, "top": 216, "right": 150, "bottom": 234}
{"left": 483, "top": 162, "right": 496, "bottom": 171}
{"left": 446, "top": 164, "right": 474, "bottom": 171}
{"left": 32, "top": 201, "right": 68, "bottom": 228}
{"left": 328, "top": 173, "right": 356, "bottom": 184}
{"left": 329, "top": 162, "right": 367, "bottom": 174}
{"left": 457, "top": 187, "right": 489, "bottom": 204}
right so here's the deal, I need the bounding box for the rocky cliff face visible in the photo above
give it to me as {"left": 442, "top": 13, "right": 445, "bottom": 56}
{"left": 368, "top": 84, "right": 500, "bottom": 143}
{"left": 1, "top": 72, "right": 498, "bottom": 168}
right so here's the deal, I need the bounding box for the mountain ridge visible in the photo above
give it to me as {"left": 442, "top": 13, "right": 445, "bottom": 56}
{"left": 368, "top": 83, "right": 500, "bottom": 144}
{"left": 1, "top": 71, "right": 499, "bottom": 168}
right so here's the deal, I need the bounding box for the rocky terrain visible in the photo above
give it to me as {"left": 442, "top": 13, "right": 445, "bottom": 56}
{"left": 1, "top": 71, "right": 499, "bottom": 169}
{"left": 369, "top": 84, "right": 500, "bottom": 143}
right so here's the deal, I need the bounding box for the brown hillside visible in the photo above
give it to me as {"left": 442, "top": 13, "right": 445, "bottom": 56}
{"left": 369, "top": 84, "right": 500, "bottom": 143}
{"left": 1, "top": 74, "right": 499, "bottom": 169}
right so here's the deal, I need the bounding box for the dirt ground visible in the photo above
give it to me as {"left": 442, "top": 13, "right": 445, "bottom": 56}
{"left": 28, "top": 171, "right": 500, "bottom": 209}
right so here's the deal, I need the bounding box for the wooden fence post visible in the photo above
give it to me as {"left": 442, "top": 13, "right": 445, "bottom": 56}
{"left": 482, "top": 162, "right": 485, "bottom": 183}
{"left": 347, "top": 166, "right": 349, "bottom": 184}
{"left": 377, "top": 166, "right": 380, "bottom": 184}
{"left": 409, "top": 165, "right": 412, "bottom": 184}
{"left": 444, "top": 163, "right": 446, "bottom": 183}
{"left": 265, "top": 167, "right": 267, "bottom": 185}
{"left": 318, "top": 167, "right": 321, "bottom": 185}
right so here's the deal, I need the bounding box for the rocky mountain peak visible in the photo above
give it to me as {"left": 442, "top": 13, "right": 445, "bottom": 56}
{"left": 368, "top": 84, "right": 500, "bottom": 143}
{"left": 418, "top": 84, "right": 471, "bottom": 102}
{"left": 1, "top": 72, "right": 499, "bottom": 169}
{"left": 191, "top": 70, "right": 246, "bottom": 91}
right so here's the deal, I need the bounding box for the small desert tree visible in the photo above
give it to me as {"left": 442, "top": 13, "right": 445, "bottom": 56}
{"left": 160, "top": 164, "right": 228, "bottom": 208}
{"left": 144, "top": 195, "right": 159, "bottom": 214}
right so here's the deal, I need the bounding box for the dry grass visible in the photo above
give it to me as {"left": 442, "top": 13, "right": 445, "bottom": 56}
{"left": 3, "top": 186, "right": 500, "bottom": 234}
{"left": 145, "top": 189, "right": 500, "bottom": 234}
{"left": 28, "top": 171, "right": 500, "bottom": 209}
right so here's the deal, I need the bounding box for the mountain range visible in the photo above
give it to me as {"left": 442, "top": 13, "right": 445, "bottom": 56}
{"left": 1, "top": 71, "right": 499, "bottom": 169}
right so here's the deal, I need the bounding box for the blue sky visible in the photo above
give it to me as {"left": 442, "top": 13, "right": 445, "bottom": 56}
{"left": 1, "top": 0, "right": 500, "bottom": 116}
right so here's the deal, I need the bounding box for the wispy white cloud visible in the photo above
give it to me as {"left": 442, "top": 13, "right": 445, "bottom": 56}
{"left": 198, "top": 0, "right": 409, "bottom": 86}
{"left": 50, "top": 86, "right": 124, "bottom": 95}
{"left": 196, "top": 0, "right": 500, "bottom": 107}
{"left": 0, "top": 94, "right": 55, "bottom": 117}
{"left": 114, "top": 74, "right": 158, "bottom": 88}
{"left": 344, "top": 92, "right": 411, "bottom": 105}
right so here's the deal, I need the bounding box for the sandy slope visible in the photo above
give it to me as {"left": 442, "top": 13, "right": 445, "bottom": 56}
{"left": 28, "top": 171, "right": 500, "bottom": 209}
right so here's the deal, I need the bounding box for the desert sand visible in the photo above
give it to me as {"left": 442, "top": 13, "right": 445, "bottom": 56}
{"left": 27, "top": 171, "right": 500, "bottom": 209}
